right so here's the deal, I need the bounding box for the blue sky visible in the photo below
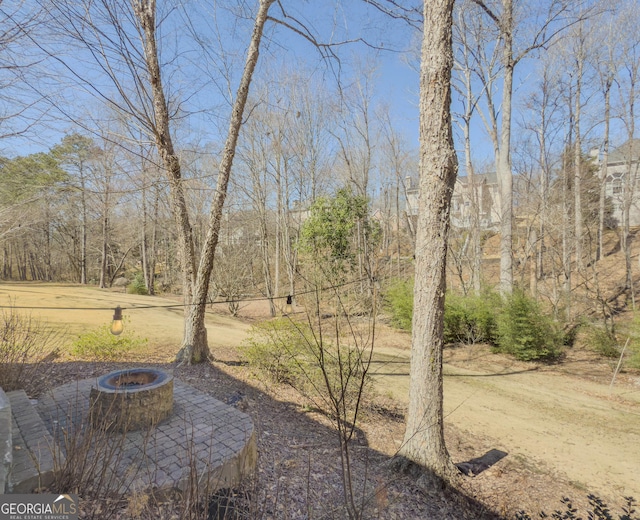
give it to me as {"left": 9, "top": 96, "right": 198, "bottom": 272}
{"left": 3, "top": 0, "right": 632, "bottom": 183}
{"left": 0, "top": 0, "right": 422, "bottom": 160}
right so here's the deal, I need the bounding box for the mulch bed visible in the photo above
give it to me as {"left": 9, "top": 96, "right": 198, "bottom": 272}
{"left": 31, "top": 345, "right": 632, "bottom": 519}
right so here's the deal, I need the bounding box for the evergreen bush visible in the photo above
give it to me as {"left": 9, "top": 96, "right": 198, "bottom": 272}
{"left": 496, "top": 290, "right": 563, "bottom": 361}
{"left": 586, "top": 325, "right": 619, "bottom": 358}
{"left": 384, "top": 279, "right": 414, "bottom": 331}
{"left": 384, "top": 281, "right": 501, "bottom": 346}
{"left": 444, "top": 291, "right": 500, "bottom": 345}
{"left": 128, "top": 272, "right": 148, "bottom": 295}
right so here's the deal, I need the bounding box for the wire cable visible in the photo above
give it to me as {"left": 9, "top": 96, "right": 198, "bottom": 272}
{"left": 0, "top": 277, "right": 369, "bottom": 312}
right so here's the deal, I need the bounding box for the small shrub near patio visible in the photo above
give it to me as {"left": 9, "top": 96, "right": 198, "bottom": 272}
{"left": 242, "top": 317, "right": 371, "bottom": 418}
{"left": 72, "top": 321, "right": 147, "bottom": 360}
{"left": 241, "top": 318, "right": 314, "bottom": 385}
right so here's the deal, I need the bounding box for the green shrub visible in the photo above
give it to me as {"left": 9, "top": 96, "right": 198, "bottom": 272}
{"left": 385, "top": 281, "right": 501, "bottom": 346}
{"left": 444, "top": 291, "right": 500, "bottom": 345}
{"left": 628, "top": 349, "right": 640, "bottom": 370}
{"left": 496, "top": 290, "right": 563, "bottom": 361}
{"left": 71, "top": 321, "right": 147, "bottom": 360}
{"left": 585, "top": 325, "right": 619, "bottom": 358}
{"left": 128, "top": 273, "right": 148, "bottom": 295}
{"left": 241, "top": 317, "right": 371, "bottom": 418}
{"left": 241, "top": 318, "right": 314, "bottom": 384}
{"left": 384, "top": 279, "right": 414, "bottom": 331}
{"left": 622, "top": 314, "right": 640, "bottom": 370}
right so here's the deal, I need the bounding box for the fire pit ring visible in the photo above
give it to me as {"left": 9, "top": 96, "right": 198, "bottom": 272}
{"left": 90, "top": 368, "right": 173, "bottom": 432}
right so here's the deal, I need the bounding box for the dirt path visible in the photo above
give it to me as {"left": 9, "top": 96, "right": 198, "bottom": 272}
{"left": 371, "top": 341, "right": 640, "bottom": 500}
{"left": 3, "top": 282, "right": 639, "bottom": 502}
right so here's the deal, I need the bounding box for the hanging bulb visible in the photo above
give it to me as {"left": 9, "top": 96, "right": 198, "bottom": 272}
{"left": 284, "top": 295, "right": 293, "bottom": 316}
{"left": 110, "top": 306, "right": 124, "bottom": 335}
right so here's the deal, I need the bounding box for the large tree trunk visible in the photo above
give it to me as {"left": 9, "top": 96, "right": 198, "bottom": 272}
{"left": 178, "top": 0, "right": 275, "bottom": 364}
{"left": 399, "top": 0, "right": 459, "bottom": 482}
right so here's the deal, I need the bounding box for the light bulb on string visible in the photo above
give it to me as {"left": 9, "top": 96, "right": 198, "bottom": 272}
{"left": 110, "top": 306, "right": 124, "bottom": 335}
{"left": 284, "top": 295, "right": 293, "bottom": 316}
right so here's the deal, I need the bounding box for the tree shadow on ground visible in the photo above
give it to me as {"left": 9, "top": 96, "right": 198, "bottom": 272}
{"left": 15, "top": 359, "right": 507, "bottom": 519}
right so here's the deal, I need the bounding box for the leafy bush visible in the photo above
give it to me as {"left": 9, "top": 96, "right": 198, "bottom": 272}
{"left": 444, "top": 291, "right": 501, "bottom": 345}
{"left": 495, "top": 290, "right": 563, "bottom": 361}
{"left": 0, "top": 307, "right": 59, "bottom": 393}
{"left": 515, "top": 495, "right": 638, "bottom": 519}
{"left": 621, "top": 314, "right": 640, "bottom": 370}
{"left": 384, "top": 279, "right": 414, "bottom": 331}
{"left": 241, "top": 318, "right": 314, "bottom": 384}
{"left": 241, "top": 317, "right": 370, "bottom": 418}
{"left": 585, "top": 325, "right": 620, "bottom": 358}
{"left": 71, "top": 321, "right": 147, "bottom": 360}
{"left": 385, "top": 280, "right": 501, "bottom": 346}
{"left": 128, "top": 273, "right": 148, "bottom": 295}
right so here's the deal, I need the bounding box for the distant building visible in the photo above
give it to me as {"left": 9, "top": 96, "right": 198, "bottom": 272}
{"left": 405, "top": 172, "right": 500, "bottom": 230}
{"left": 600, "top": 139, "right": 640, "bottom": 227}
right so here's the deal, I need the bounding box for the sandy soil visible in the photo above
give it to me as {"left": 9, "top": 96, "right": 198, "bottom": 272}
{"left": 2, "top": 282, "right": 639, "bottom": 512}
{"left": 371, "top": 329, "right": 640, "bottom": 503}
{"left": 0, "top": 281, "right": 249, "bottom": 361}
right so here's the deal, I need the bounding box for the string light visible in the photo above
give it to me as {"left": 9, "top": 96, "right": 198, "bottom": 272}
{"left": 0, "top": 278, "right": 370, "bottom": 320}
{"left": 110, "top": 306, "right": 124, "bottom": 335}
{"left": 284, "top": 295, "right": 293, "bottom": 315}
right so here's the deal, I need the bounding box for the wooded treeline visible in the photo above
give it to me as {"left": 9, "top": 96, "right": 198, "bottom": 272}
{"left": 1, "top": 0, "right": 639, "bottom": 326}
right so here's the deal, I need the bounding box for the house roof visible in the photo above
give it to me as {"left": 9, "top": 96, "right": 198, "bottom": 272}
{"left": 609, "top": 139, "right": 640, "bottom": 164}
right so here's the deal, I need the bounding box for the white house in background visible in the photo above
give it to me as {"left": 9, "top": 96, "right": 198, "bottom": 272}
{"left": 601, "top": 139, "right": 640, "bottom": 227}
{"left": 405, "top": 172, "right": 500, "bottom": 230}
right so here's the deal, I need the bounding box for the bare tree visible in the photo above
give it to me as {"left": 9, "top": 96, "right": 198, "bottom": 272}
{"left": 179, "top": 0, "right": 276, "bottom": 362}
{"left": 593, "top": 12, "right": 619, "bottom": 263}
{"left": 616, "top": 4, "right": 640, "bottom": 308}
{"left": 452, "top": 0, "right": 489, "bottom": 294}
{"left": 467, "top": 0, "right": 583, "bottom": 295}
{"left": 41, "top": 0, "right": 276, "bottom": 362}
{"left": 52, "top": 133, "right": 100, "bottom": 284}
{"left": 0, "top": 0, "right": 47, "bottom": 141}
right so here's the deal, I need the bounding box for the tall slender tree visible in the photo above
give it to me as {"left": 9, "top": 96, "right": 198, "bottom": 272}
{"left": 467, "top": 0, "right": 580, "bottom": 295}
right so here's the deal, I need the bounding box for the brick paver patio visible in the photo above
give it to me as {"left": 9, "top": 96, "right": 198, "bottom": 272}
{"left": 32, "top": 377, "right": 256, "bottom": 496}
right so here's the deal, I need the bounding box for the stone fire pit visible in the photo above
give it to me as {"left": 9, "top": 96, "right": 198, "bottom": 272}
{"left": 89, "top": 368, "right": 173, "bottom": 432}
